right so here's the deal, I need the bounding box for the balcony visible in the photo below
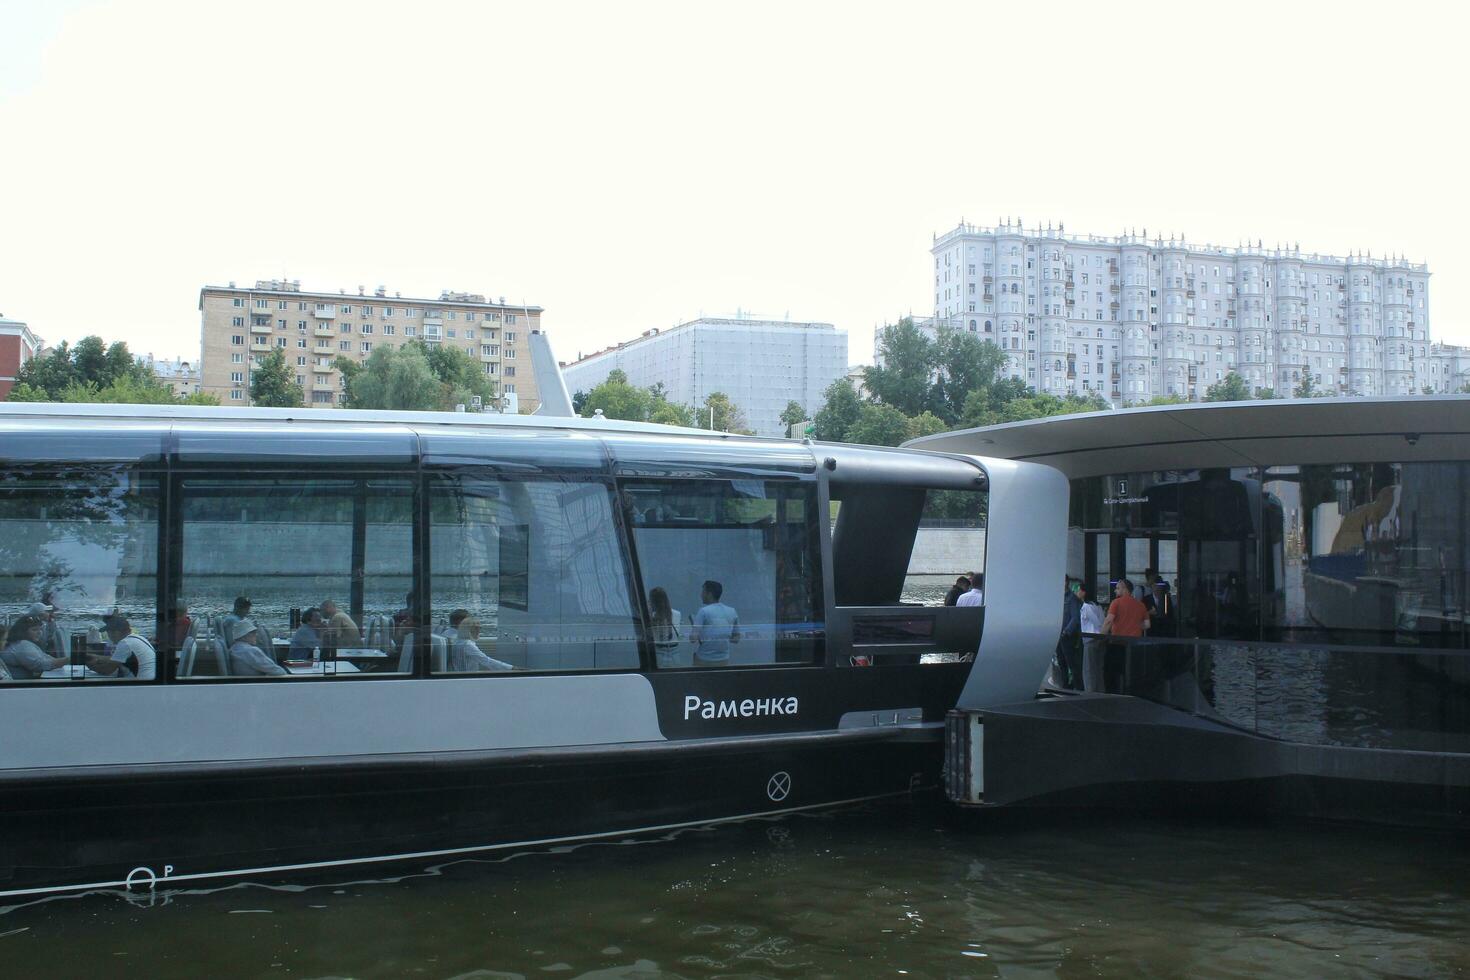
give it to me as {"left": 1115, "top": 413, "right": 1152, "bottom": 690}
{"left": 983, "top": 276, "right": 993, "bottom": 284}
{"left": 1110, "top": 302, "right": 1120, "bottom": 310}
{"left": 314, "top": 325, "right": 335, "bottom": 337}
{"left": 312, "top": 306, "right": 337, "bottom": 319}
{"left": 312, "top": 381, "right": 335, "bottom": 392}
{"left": 249, "top": 340, "right": 271, "bottom": 352}
{"left": 312, "top": 363, "right": 333, "bottom": 374}
{"left": 250, "top": 323, "right": 272, "bottom": 334}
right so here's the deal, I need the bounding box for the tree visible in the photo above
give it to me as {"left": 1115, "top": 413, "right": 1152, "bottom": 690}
{"left": 907, "top": 410, "right": 947, "bottom": 440}
{"left": 179, "top": 390, "right": 221, "bottom": 406}
{"left": 1294, "top": 374, "right": 1321, "bottom": 399}
{"left": 1256, "top": 387, "right": 1279, "bottom": 400}
{"left": 779, "top": 400, "right": 807, "bottom": 435}
{"left": 930, "top": 328, "right": 1008, "bottom": 424}
{"left": 958, "top": 376, "right": 1030, "bottom": 428}
{"left": 846, "top": 403, "right": 913, "bottom": 447}
{"left": 248, "top": 348, "right": 305, "bottom": 408}
{"left": 341, "top": 345, "right": 441, "bottom": 410}
{"left": 571, "top": 390, "right": 589, "bottom": 414}
{"left": 582, "top": 369, "right": 654, "bottom": 421}
{"left": 648, "top": 399, "right": 697, "bottom": 427}
{"left": 812, "top": 378, "right": 862, "bottom": 442}
{"left": 863, "top": 319, "right": 934, "bottom": 417}
{"left": 700, "top": 391, "right": 752, "bottom": 434}
{"left": 1130, "top": 393, "right": 1189, "bottom": 407}
{"left": 415, "top": 339, "right": 498, "bottom": 410}
{"left": 1203, "top": 371, "right": 1252, "bottom": 402}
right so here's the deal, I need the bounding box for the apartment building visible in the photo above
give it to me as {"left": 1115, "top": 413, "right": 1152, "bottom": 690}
{"left": 199, "top": 280, "right": 542, "bottom": 411}
{"left": 932, "top": 220, "right": 1455, "bottom": 402}
{"left": 0, "top": 317, "right": 43, "bottom": 401}
{"left": 560, "top": 316, "right": 848, "bottom": 437}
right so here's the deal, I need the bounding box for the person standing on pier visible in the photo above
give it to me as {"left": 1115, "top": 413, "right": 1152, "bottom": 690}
{"left": 956, "top": 573, "right": 984, "bottom": 607}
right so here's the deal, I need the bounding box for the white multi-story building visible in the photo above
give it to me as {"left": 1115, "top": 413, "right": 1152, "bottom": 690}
{"left": 561, "top": 316, "right": 848, "bottom": 437}
{"left": 932, "top": 220, "right": 1452, "bottom": 402}
{"left": 139, "top": 354, "right": 202, "bottom": 398}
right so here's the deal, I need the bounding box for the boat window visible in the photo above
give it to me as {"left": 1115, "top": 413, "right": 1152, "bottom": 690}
{"left": 177, "top": 475, "right": 415, "bottom": 679}
{"left": 831, "top": 486, "right": 987, "bottom": 607}
{"left": 0, "top": 465, "right": 160, "bottom": 683}
{"left": 428, "top": 475, "right": 643, "bottom": 673}
{"left": 622, "top": 479, "right": 824, "bottom": 668}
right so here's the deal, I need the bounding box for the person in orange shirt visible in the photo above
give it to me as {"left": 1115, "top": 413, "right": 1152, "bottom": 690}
{"left": 1103, "top": 578, "right": 1151, "bottom": 637}
{"left": 1101, "top": 578, "right": 1151, "bottom": 694}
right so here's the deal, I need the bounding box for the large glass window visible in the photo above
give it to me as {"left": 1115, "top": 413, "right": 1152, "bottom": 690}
{"left": 1269, "top": 462, "right": 1468, "bottom": 648}
{"left": 900, "top": 489, "right": 987, "bottom": 606}
{"left": 429, "top": 475, "right": 642, "bottom": 673}
{"left": 624, "top": 479, "right": 823, "bottom": 668}
{"left": 178, "top": 475, "right": 414, "bottom": 678}
{"left": 0, "top": 466, "right": 159, "bottom": 682}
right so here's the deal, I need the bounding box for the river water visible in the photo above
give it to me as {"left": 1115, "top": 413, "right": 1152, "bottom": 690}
{"left": 3, "top": 800, "right": 1466, "bottom": 978}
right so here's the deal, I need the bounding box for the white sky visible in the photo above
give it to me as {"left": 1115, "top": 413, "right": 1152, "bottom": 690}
{"left": 2, "top": 0, "right": 1467, "bottom": 368}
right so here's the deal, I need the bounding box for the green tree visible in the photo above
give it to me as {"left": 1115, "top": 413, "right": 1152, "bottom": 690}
{"left": 1203, "top": 371, "right": 1252, "bottom": 402}
{"left": 812, "top": 378, "right": 862, "bottom": 442}
{"left": 179, "top": 390, "right": 221, "bottom": 406}
{"left": 930, "top": 328, "right": 1008, "bottom": 424}
{"left": 958, "top": 376, "right": 1031, "bottom": 428}
{"left": 342, "top": 345, "right": 441, "bottom": 410}
{"left": 414, "top": 339, "right": 498, "bottom": 410}
{"left": 582, "top": 369, "right": 654, "bottom": 420}
{"left": 1293, "top": 373, "right": 1321, "bottom": 398}
{"left": 3, "top": 382, "right": 50, "bottom": 402}
{"left": 248, "top": 348, "right": 306, "bottom": 407}
{"left": 700, "top": 391, "right": 752, "bottom": 434}
{"left": 779, "top": 400, "right": 807, "bottom": 434}
{"left": 846, "top": 403, "right": 913, "bottom": 447}
{"left": 1256, "top": 387, "right": 1279, "bottom": 400}
{"left": 864, "top": 319, "right": 934, "bottom": 417}
{"left": 1129, "top": 393, "right": 1189, "bottom": 407}
{"left": 649, "top": 399, "right": 697, "bottom": 427}
{"left": 907, "top": 410, "right": 948, "bottom": 440}
{"left": 12, "top": 341, "right": 78, "bottom": 396}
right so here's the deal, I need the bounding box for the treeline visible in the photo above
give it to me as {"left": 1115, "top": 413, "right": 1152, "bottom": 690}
{"left": 572, "top": 370, "right": 754, "bottom": 434}
{"left": 7, "top": 336, "right": 218, "bottom": 405}
{"left": 810, "top": 319, "right": 1110, "bottom": 446}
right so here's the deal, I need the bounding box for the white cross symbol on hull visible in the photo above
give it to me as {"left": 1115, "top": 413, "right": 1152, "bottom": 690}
{"left": 766, "top": 771, "right": 791, "bottom": 802}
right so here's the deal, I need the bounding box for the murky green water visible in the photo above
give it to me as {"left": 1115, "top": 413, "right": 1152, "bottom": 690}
{"left": 2, "top": 800, "right": 1466, "bottom": 978}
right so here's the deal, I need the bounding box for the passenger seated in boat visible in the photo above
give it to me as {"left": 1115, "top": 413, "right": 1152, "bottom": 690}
{"left": 320, "top": 599, "right": 362, "bottom": 647}
{"left": 221, "top": 596, "right": 252, "bottom": 644}
{"left": 446, "top": 610, "right": 513, "bottom": 672}
{"left": 2, "top": 615, "right": 69, "bottom": 679}
{"left": 228, "top": 619, "right": 286, "bottom": 676}
{"left": 85, "top": 612, "right": 157, "bottom": 680}
{"left": 288, "top": 607, "right": 324, "bottom": 660}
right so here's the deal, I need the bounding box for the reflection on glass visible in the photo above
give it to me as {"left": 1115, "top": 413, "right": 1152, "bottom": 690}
{"left": 179, "top": 476, "right": 414, "bottom": 678}
{"left": 0, "top": 465, "right": 158, "bottom": 682}
{"left": 625, "top": 479, "right": 823, "bottom": 668}
{"left": 430, "top": 476, "right": 642, "bottom": 673}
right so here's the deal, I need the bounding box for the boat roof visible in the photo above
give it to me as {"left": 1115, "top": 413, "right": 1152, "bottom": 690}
{"left": 905, "top": 395, "right": 1470, "bottom": 479}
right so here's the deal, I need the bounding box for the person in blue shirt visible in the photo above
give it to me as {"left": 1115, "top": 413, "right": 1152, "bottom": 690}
{"left": 690, "top": 580, "right": 741, "bottom": 667}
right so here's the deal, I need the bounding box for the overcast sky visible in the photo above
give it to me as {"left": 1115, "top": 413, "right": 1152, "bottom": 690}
{"left": 2, "top": 0, "right": 1467, "bottom": 367}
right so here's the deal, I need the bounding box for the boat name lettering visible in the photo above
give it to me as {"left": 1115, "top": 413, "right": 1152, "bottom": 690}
{"left": 683, "top": 695, "right": 799, "bottom": 720}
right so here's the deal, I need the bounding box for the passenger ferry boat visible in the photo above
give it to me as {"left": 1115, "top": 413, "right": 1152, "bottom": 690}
{"left": 0, "top": 403, "right": 1065, "bottom": 897}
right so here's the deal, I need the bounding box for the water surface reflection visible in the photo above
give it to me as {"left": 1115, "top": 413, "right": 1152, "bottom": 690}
{"left": 3, "top": 801, "right": 1466, "bottom": 978}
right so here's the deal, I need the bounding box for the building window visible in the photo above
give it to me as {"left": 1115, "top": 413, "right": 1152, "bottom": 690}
{"left": 505, "top": 331, "right": 517, "bottom": 343}
{"left": 341, "top": 306, "right": 353, "bottom": 314}
{"left": 230, "top": 371, "right": 244, "bottom": 383}
{"left": 504, "top": 366, "right": 516, "bottom": 377}
{"left": 298, "top": 321, "right": 307, "bottom": 331}
{"left": 361, "top": 324, "right": 373, "bottom": 334}
{"left": 383, "top": 325, "right": 395, "bottom": 335}
{"left": 231, "top": 316, "right": 244, "bottom": 327}
{"left": 230, "top": 390, "right": 242, "bottom": 400}
{"left": 339, "top": 341, "right": 351, "bottom": 351}
{"left": 361, "top": 342, "right": 372, "bottom": 353}
{"left": 232, "top": 297, "right": 244, "bottom": 307}
{"left": 297, "top": 339, "right": 307, "bottom": 348}
{"left": 505, "top": 314, "right": 517, "bottom": 325}
{"left": 231, "top": 353, "right": 243, "bottom": 364}
{"left": 231, "top": 335, "right": 244, "bottom": 346}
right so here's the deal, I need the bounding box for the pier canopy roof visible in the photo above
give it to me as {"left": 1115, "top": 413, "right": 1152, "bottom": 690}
{"left": 905, "top": 396, "right": 1470, "bottom": 478}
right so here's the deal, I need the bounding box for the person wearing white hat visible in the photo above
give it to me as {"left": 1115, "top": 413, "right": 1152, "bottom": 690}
{"left": 227, "top": 618, "right": 285, "bottom": 676}
{"left": 27, "top": 599, "right": 66, "bottom": 658}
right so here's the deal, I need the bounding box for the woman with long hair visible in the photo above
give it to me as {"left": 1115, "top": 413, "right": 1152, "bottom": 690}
{"left": 649, "top": 587, "right": 683, "bottom": 668}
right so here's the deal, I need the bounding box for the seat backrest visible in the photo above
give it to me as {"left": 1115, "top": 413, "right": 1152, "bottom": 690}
{"left": 178, "top": 636, "right": 197, "bottom": 677}
{"left": 210, "top": 638, "right": 230, "bottom": 676}
{"left": 396, "top": 633, "right": 415, "bottom": 674}
{"left": 430, "top": 634, "right": 447, "bottom": 673}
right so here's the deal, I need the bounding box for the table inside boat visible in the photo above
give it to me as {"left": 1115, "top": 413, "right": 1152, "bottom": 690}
{"left": 271, "top": 640, "right": 389, "bottom": 661}
{"left": 283, "top": 661, "right": 361, "bottom": 675}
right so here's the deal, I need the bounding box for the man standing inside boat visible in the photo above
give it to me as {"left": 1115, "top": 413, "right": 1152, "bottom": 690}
{"left": 690, "top": 580, "right": 740, "bottom": 668}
